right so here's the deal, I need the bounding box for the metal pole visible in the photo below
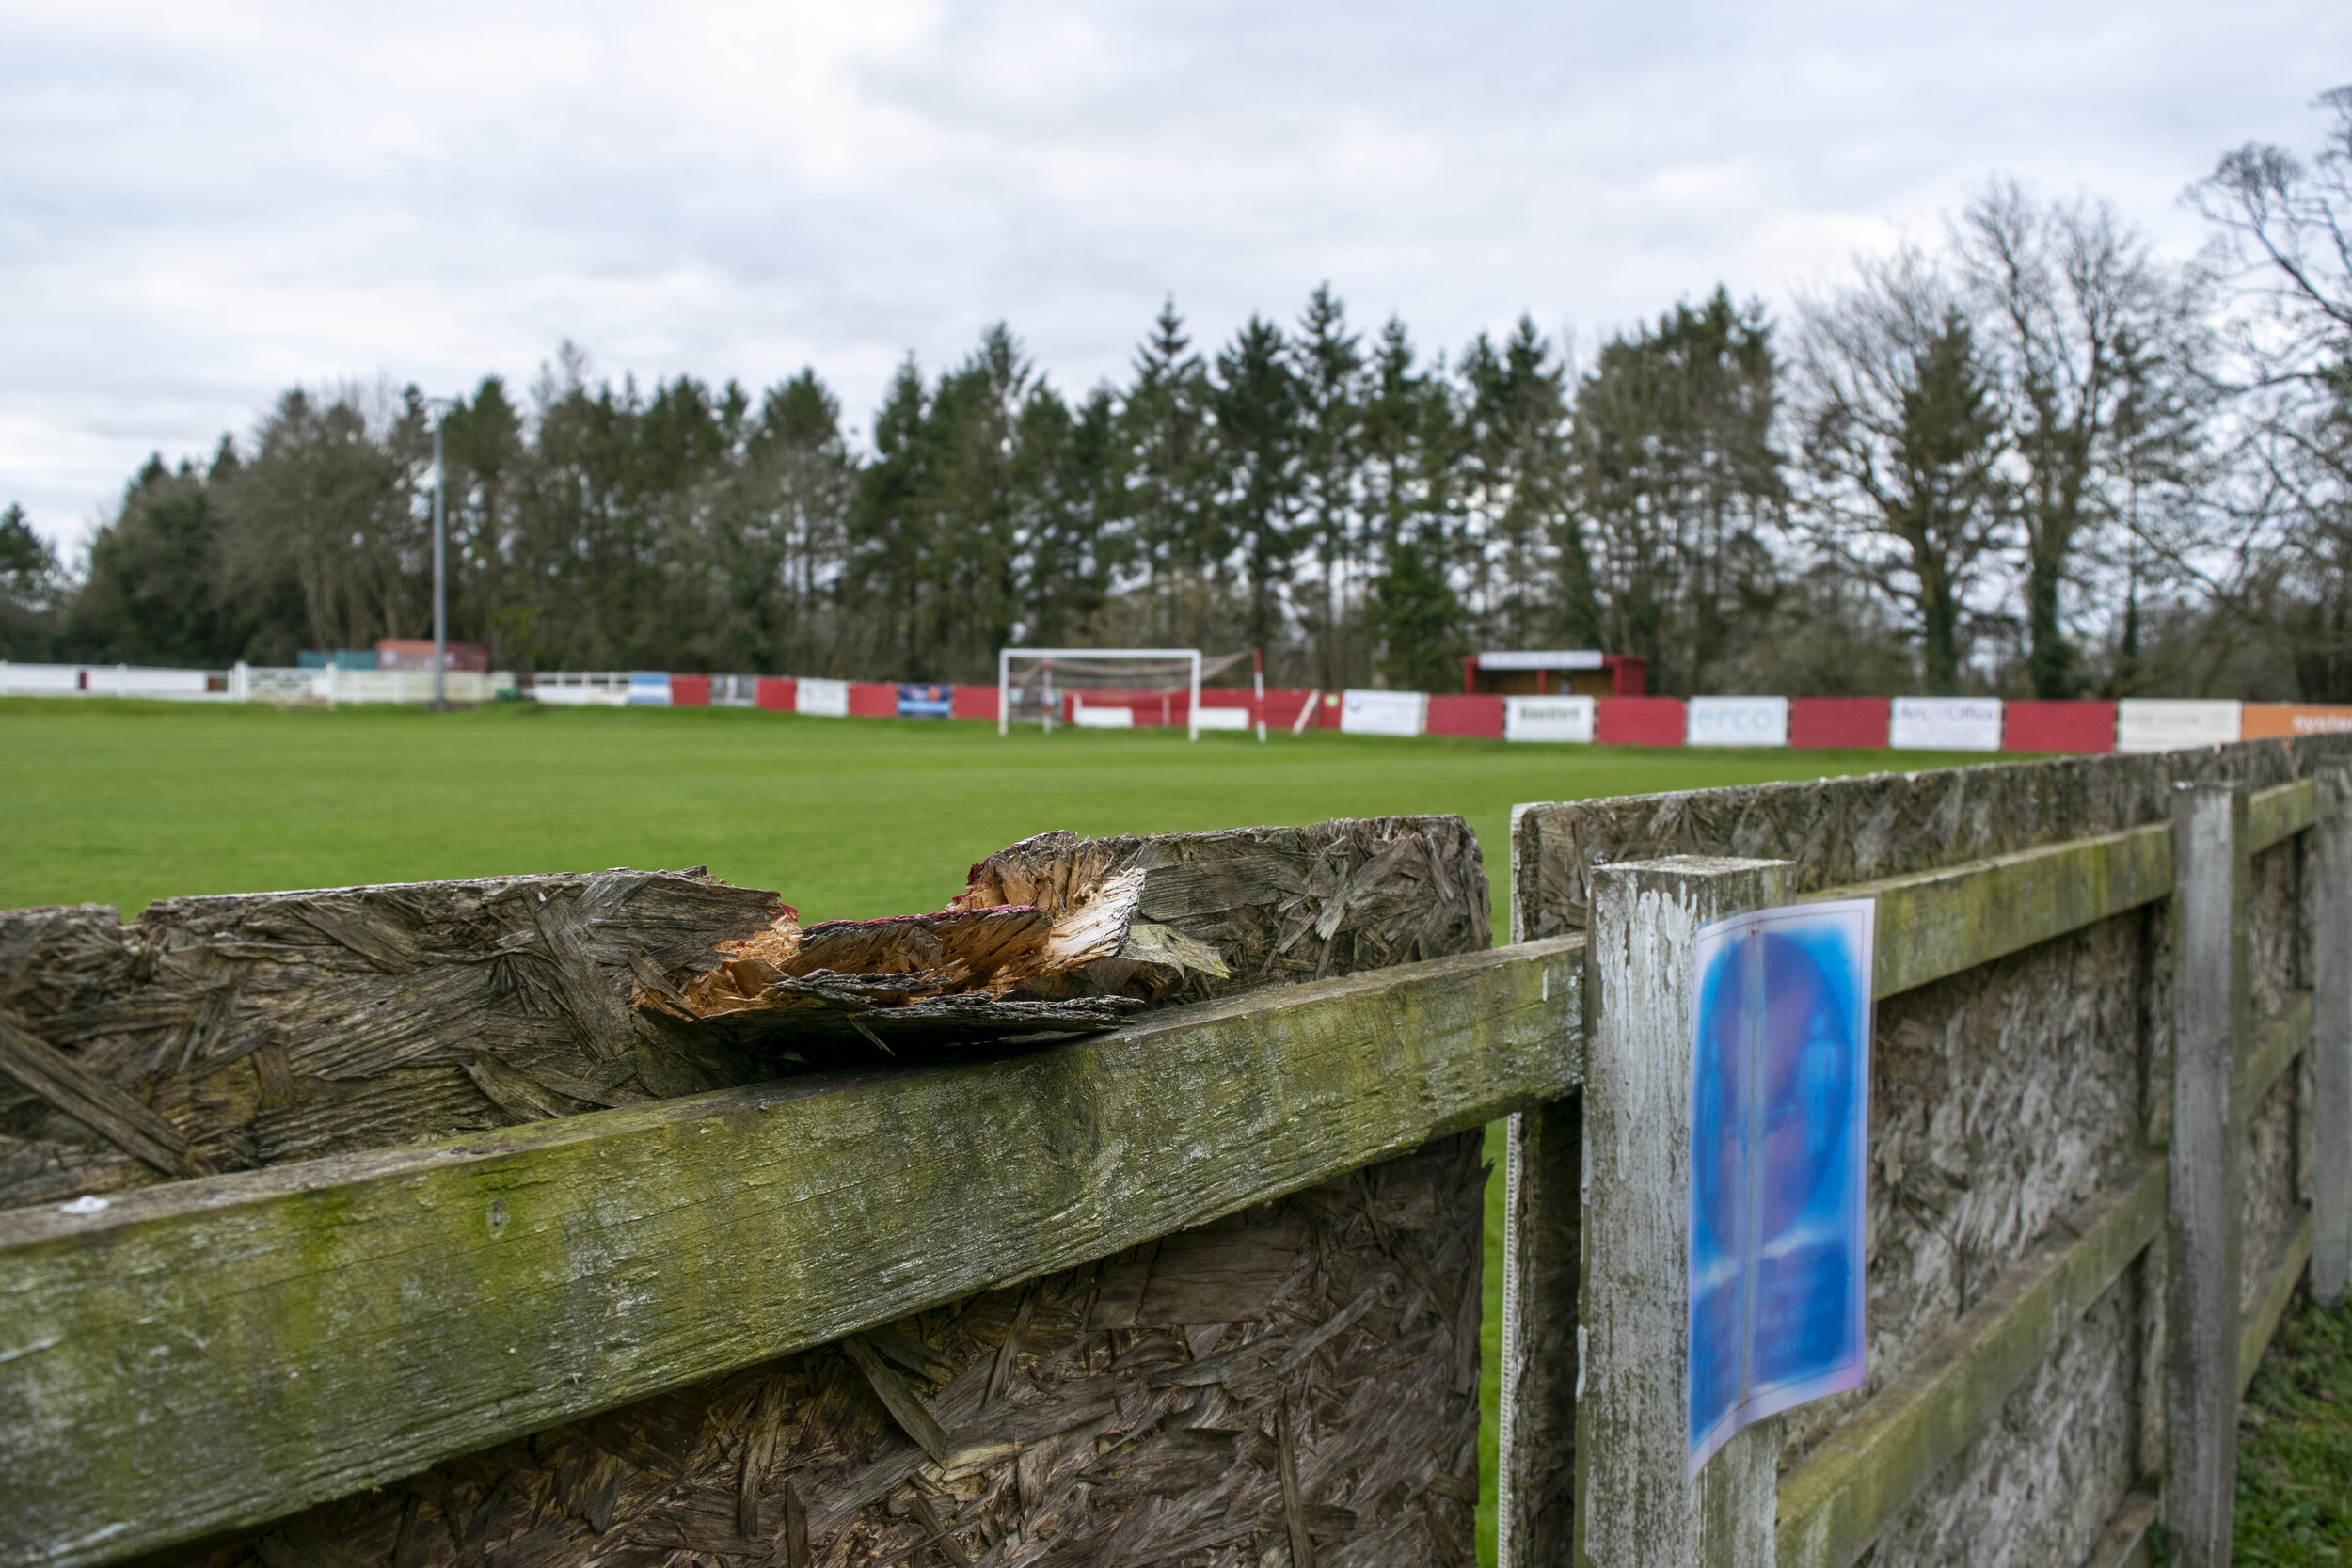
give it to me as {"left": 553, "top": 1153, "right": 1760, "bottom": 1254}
{"left": 432, "top": 409, "right": 448, "bottom": 710}
{"left": 1253, "top": 646, "right": 1266, "bottom": 744}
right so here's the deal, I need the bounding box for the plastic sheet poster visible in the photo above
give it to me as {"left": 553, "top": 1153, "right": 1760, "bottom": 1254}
{"left": 1689, "top": 898, "right": 1876, "bottom": 1475}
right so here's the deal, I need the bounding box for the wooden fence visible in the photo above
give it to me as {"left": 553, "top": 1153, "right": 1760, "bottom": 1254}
{"left": 3, "top": 737, "right": 2348, "bottom": 1567}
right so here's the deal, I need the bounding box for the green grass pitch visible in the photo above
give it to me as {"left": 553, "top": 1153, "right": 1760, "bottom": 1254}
{"left": 0, "top": 696, "right": 1984, "bottom": 1565}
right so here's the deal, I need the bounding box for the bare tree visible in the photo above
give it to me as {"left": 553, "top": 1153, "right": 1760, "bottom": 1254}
{"left": 1954, "top": 181, "right": 2207, "bottom": 696}
{"left": 2186, "top": 86, "right": 2352, "bottom": 698}
{"left": 1795, "top": 245, "right": 2009, "bottom": 691}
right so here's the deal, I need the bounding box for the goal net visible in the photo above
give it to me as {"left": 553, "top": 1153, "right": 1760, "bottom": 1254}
{"left": 997, "top": 649, "right": 1254, "bottom": 739}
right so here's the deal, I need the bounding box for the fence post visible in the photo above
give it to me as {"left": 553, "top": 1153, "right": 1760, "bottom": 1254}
{"left": 2315, "top": 764, "right": 2352, "bottom": 1307}
{"left": 1577, "top": 855, "right": 1791, "bottom": 1568}
{"left": 1502, "top": 1096, "right": 1582, "bottom": 1568}
{"left": 2165, "top": 779, "right": 2249, "bottom": 1568}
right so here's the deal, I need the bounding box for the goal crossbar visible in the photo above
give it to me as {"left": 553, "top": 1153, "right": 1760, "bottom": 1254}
{"left": 998, "top": 648, "right": 1204, "bottom": 741}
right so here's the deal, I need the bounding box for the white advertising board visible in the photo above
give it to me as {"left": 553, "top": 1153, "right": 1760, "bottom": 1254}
{"left": 1478, "top": 649, "right": 1604, "bottom": 671}
{"left": 2116, "top": 699, "right": 2242, "bottom": 752}
{"left": 1687, "top": 696, "right": 1789, "bottom": 748}
{"left": 1504, "top": 695, "right": 1597, "bottom": 743}
{"left": 1889, "top": 697, "right": 2003, "bottom": 751}
{"left": 1340, "top": 689, "right": 1427, "bottom": 737}
{"left": 1192, "top": 705, "right": 1251, "bottom": 730}
{"left": 1072, "top": 703, "right": 1134, "bottom": 728}
{"left": 795, "top": 677, "right": 850, "bottom": 718}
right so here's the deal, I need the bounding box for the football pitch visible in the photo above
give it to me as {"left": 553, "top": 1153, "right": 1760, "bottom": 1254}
{"left": 0, "top": 697, "right": 1979, "bottom": 1564}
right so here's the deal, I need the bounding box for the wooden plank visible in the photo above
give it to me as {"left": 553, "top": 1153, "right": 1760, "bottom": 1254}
{"left": 2315, "top": 765, "right": 2352, "bottom": 1307}
{"left": 2166, "top": 781, "right": 2249, "bottom": 1568}
{"left": 0, "top": 937, "right": 1583, "bottom": 1568}
{"left": 1499, "top": 844, "right": 1581, "bottom": 1568}
{"left": 2249, "top": 777, "right": 2316, "bottom": 854}
{"left": 1577, "top": 857, "right": 1789, "bottom": 1568}
{"left": 1499, "top": 1094, "right": 1581, "bottom": 1568}
{"left": 2244, "top": 994, "right": 2313, "bottom": 1108}
{"left": 1775, "top": 1156, "right": 2167, "bottom": 1568}
{"left": 2082, "top": 1490, "right": 2160, "bottom": 1568}
{"left": 1803, "top": 823, "right": 2171, "bottom": 1000}
{"left": 2239, "top": 1213, "right": 2314, "bottom": 1397}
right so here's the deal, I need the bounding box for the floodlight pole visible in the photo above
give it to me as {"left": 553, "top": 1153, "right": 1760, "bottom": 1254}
{"left": 422, "top": 395, "right": 455, "bottom": 711}
{"left": 1252, "top": 646, "right": 1265, "bottom": 744}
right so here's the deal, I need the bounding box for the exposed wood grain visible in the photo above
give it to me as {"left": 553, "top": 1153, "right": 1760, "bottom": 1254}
{"left": 2166, "top": 782, "right": 2249, "bottom": 1568}
{"left": 1774, "top": 1156, "right": 2167, "bottom": 1568}
{"left": 0, "top": 870, "right": 786, "bottom": 1211}
{"left": 0, "top": 818, "right": 1490, "bottom": 1214}
{"left": 0, "top": 936, "right": 1581, "bottom": 1568}
{"left": 1576, "top": 857, "right": 1788, "bottom": 1568}
{"left": 0, "top": 1006, "right": 193, "bottom": 1175}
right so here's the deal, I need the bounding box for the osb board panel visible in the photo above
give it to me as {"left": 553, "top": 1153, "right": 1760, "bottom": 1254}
{"left": 1777, "top": 912, "right": 2151, "bottom": 1468}
{"left": 1510, "top": 735, "right": 2350, "bottom": 941}
{"left": 0, "top": 871, "right": 781, "bottom": 1211}
{"left": 0, "top": 817, "right": 1486, "bottom": 1214}
{"left": 2247, "top": 839, "right": 2307, "bottom": 1026}
{"left": 167, "top": 1133, "right": 1487, "bottom": 1568}
{"left": 1857, "top": 1263, "right": 2144, "bottom": 1568}
{"left": 2243, "top": 1063, "right": 2303, "bottom": 1301}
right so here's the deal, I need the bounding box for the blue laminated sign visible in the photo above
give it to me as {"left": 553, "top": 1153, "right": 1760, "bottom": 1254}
{"left": 1689, "top": 898, "right": 1875, "bottom": 1475}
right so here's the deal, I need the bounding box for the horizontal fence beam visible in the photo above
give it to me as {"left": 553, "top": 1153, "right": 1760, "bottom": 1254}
{"left": 0, "top": 936, "right": 1585, "bottom": 1568}
{"left": 2240, "top": 1215, "right": 2314, "bottom": 1397}
{"left": 1806, "top": 824, "right": 2172, "bottom": 999}
{"left": 2249, "top": 778, "right": 2316, "bottom": 854}
{"left": 2246, "top": 993, "right": 2314, "bottom": 1107}
{"left": 1775, "top": 1155, "right": 2167, "bottom": 1568}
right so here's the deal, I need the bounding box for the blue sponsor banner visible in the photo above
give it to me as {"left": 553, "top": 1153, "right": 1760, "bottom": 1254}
{"left": 1689, "top": 897, "right": 1875, "bottom": 1475}
{"left": 898, "top": 683, "right": 952, "bottom": 719}
{"left": 626, "top": 671, "right": 672, "bottom": 705}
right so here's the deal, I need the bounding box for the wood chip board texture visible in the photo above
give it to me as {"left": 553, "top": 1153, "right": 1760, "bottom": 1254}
{"left": 0, "top": 816, "right": 1487, "bottom": 1213}
{"left": 162, "top": 1132, "right": 1488, "bottom": 1568}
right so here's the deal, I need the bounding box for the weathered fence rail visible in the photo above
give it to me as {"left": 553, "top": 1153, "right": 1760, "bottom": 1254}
{"left": 2, "top": 741, "right": 2347, "bottom": 1568}
{"left": 1502, "top": 744, "right": 2348, "bottom": 1568}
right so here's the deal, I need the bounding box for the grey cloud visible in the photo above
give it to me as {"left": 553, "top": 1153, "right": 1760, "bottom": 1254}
{"left": 3, "top": 0, "right": 2346, "bottom": 548}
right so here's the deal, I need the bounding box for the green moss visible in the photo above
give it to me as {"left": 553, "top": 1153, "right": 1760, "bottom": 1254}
{"left": 2234, "top": 1287, "right": 2352, "bottom": 1563}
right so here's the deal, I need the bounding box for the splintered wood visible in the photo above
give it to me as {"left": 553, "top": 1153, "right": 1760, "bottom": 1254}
{"left": 0, "top": 815, "right": 1486, "bottom": 1210}
{"left": 174, "top": 1132, "right": 1487, "bottom": 1568}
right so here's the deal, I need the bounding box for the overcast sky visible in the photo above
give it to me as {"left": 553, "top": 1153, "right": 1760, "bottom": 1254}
{"left": 5, "top": 0, "right": 2347, "bottom": 551}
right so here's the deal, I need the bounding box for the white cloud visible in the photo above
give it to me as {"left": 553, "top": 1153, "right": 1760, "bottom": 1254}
{"left": 3, "top": 0, "right": 2346, "bottom": 548}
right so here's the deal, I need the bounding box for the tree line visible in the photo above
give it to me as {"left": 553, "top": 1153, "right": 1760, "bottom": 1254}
{"left": 6, "top": 90, "right": 2348, "bottom": 699}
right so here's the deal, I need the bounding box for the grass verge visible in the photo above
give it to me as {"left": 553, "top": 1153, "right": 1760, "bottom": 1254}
{"left": 2235, "top": 1286, "right": 2352, "bottom": 1562}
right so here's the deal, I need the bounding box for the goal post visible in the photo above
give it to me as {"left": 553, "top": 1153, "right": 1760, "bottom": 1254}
{"left": 998, "top": 648, "right": 1221, "bottom": 740}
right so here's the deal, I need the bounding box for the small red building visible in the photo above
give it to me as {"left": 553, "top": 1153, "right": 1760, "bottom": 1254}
{"left": 375, "top": 640, "right": 490, "bottom": 673}
{"left": 1461, "top": 651, "right": 1646, "bottom": 698}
